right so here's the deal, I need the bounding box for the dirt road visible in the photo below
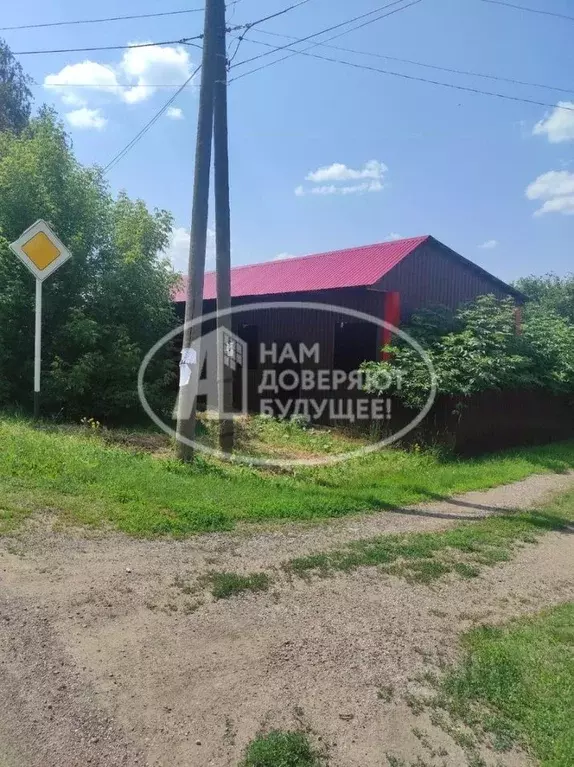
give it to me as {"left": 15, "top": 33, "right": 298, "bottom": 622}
{"left": 0, "top": 473, "right": 573, "bottom": 767}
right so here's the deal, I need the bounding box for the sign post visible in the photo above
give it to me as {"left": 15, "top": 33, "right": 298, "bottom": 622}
{"left": 9, "top": 220, "right": 72, "bottom": 419}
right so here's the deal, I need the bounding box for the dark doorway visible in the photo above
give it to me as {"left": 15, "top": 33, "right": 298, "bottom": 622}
{"left": 333, "top": 321, "right": 378, "bottom": 372}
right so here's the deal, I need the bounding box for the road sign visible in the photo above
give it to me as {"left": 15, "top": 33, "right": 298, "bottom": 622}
{"left": 9, "top": 219, "right": 71, "bottom": 281}
{"left": 9, "top": 220, "right": 72, "bottom": 418}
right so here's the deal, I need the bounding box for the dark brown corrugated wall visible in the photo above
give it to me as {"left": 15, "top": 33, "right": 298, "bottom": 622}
{"left": 375, "top": 240, "right": 515, "bottom": 321}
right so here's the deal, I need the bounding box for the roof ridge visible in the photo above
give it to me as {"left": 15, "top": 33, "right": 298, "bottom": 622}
{"left": 202, "top": 235, "right": 430, "bottom": 275}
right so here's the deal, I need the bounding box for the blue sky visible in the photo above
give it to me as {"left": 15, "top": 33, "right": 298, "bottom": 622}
{"left": 3, "top": 0, "right": 574, "bottom": 282}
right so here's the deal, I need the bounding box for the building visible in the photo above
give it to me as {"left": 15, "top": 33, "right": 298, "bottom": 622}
{"left": 173, "top": 235, "right": 523, "bottom": 378}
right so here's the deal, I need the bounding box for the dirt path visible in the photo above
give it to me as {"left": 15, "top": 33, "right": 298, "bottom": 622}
{"left": 0, "top": 472, "right": 573, "bottom": 767}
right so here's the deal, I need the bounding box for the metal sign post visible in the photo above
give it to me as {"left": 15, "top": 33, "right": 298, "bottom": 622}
{"left": 9, "top": 220, "right": 72, "bottom": 419}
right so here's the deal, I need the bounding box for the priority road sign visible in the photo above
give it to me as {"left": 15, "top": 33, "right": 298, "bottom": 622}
{"left": 9, "top": 219, "right": 71, "bottom": 281}
{"left": 9, "top": 220, "right": 72, "bottom": 418}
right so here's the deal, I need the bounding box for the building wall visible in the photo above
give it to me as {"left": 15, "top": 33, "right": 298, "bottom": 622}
{"left": 199, "top": 287, "right": 385, "bottom": 372}
{"left": 374, "top": 238, "right": 518, "bottom": 322}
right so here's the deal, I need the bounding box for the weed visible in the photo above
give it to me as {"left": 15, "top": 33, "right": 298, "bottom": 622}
{"left": 241, "top": 730, "right": 320, "bottom": 767}
{"left": 377, "top": 684, "right": 394, "bottom": 702}
{"left": 282, "top": 499, "right": 573, "bottom": 588}
{"left": 404, "top": 692, "right": 425, "bottom": 715}
{"left": 202, "top": 571, "right": 270, "bottom": 600}
{"left": 182, "top": 599, "right": 203, "bottom": 615}
{"left": 386, "top": 756, "right": 406, "bottom": 767}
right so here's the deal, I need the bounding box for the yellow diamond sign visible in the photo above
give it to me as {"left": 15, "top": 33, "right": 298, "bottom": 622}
{"left": 9, "top": 220, "right": 71, "bottom": 281}
{"left": 21, "top": 231, "right": 61, "bottom": 271}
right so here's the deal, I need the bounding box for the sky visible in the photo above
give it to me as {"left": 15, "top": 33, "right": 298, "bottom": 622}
{"left": 3, "top": 0, "right": 574, "bottom": 283}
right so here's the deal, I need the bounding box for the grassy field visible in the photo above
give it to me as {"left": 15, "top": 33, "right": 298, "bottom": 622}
{"left": 1, "top": 415, "right": 574, "bottom": 536}
{"left": 441, "top": 603, "right": 574, "bottom": 766}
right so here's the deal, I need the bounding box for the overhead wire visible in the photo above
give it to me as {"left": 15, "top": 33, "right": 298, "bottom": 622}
{"left": 103, "top": 64, "right": 202, "bottom": 174}
{"left": 479, "top": 0, "right": 574, "bottom": 22}
{"left": 103, "top": 0, "right": 315, "bottom": 170}
{"left": 226, "top": 0, "right": 313, "bottom": 67}
{"left": 229, "top": 0, "right": 422, "bottom": 82}
{"left": 14, "top": 36, "right": 204, "bottom": 56}
{"left": 0, "top": 3, "right": 239, "bottom": 31}
{"left": 230, "top": 0, "right": 418, "bottom": 73}
{"left": 234, "top": 36, "right": 574, "bottom": 112}
{"left": 232, "top": 0, "right": 313, "bottom": 31}
{"left": 248, "top": 28, "right": 574, "bottom": 96}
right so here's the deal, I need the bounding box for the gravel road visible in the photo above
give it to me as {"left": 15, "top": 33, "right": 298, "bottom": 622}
{"left": 0, "top": 471, "right": 573, "bottom": 767}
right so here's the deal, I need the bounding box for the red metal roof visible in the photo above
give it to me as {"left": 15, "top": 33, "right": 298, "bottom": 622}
{"left": 173, "top": 235, "right": 429, "bottom": 302}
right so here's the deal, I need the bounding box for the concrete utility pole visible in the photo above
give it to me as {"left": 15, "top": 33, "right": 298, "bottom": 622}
{"left": 176, "top": 0, "right": 219, "bottom": 461}
{"left": 213, "top": 0, "right": 234, "bottom": 453}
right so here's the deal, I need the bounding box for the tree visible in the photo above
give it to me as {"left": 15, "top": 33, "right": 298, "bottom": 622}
{"left": 0, "top": 108, "right": 178, "bottom": 421}
{"left": 362, "top": 295, "right": 574, "bottom": 408}
{"left": 0, "top": 39, "right": 33, "bottom": 134}
{"left": 515, "top": 273, "right": 574, "bottom": 324}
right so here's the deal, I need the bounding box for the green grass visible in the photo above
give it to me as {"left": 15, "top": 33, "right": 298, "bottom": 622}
{"left": 204, "top": 491, "right": 573, "bottom": 597}
{"left": 440, "top": 603, "right": 574, "bottom": 766}
{"left": 284, "top": 492, "right": 573, "bottom": 583}
{"left": 1, "top": 415, "right": 574, "bottom": 537}
{"left": 201, "top": 571, "right": 271, "bottom": 600}
{"left": 241, "top": 731, "right": 321, "bottom": 767}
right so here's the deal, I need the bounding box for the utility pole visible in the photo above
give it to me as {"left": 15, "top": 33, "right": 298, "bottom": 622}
{"left": 176, "top": 0, "right": 218, "bottom": 461}
{"left": 213, "top": 0, "right": 234, "bottom": 453}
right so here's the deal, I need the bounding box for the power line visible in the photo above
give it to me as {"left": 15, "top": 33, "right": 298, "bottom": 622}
{"left": 0, "top": 4, "right": 239, "bottom": 31}
{"left": 236, "top": 37, "right": 574, "bottom": 113}
{"left": 103, "top": 64, "right": 202, "bottom": 174}
{"left": 230, "top": 0, "right": 422, "bottom": 82}
{"left": 479, "top": 0, "right": 574, "bottom": 22}
{"left": 231, "top": 0, "right": 416, "bottom": 72}
{"left": 14, "top": 37, "right": 203, "bottom": 56}
{"left": 226, "top": 0, "right": 313, "bottom": 64}
{"left": 249, "top": 28, "right": 574, "bottom": 96}
{"left": 234, "top": 0, "right": 313, "bottom": 30}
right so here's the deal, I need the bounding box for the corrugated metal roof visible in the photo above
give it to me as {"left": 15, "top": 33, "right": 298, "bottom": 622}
{"left": 173, "top": 235, "right": 429, "bottom": 302}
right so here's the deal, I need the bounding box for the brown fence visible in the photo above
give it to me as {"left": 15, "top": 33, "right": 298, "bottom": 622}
{"left": 381, "top": 390, "right": 574, "bottom": 456}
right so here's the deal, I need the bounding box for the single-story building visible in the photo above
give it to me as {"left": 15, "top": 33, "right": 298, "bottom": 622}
{"left": 173, "top": 235, "right": 523, "bottom": 379}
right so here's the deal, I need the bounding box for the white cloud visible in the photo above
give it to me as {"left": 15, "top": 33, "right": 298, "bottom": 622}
{"left": 296, "top": 180, "right": 383, "bottom": 196}
{"left": 119, "top": 42, "right": 192, "bottom": 104}
{"left": 43, "top": 43, "right": 193, "bottom": 109}
{"left": 525, "top": 170, "right": 574, "bottom": 216}
{"left": 273, "top": 252, "right": 295, "bottom": 260}
{"left": 297, "top": 160, "right": 386, "bottom": 197}
{"left": 532, "top": 196, "right": 574, "bottom": 217}
{"left": 526, "top": 170, "right": 574, "bottom": 200}
{"left": 166, "top": 106, "right": 184, "bottom": 120}
{"left": 479, "top": 239, "right": 498, "bottom": 249}
{"left": 44, "top": 60, "right": 120, "bottom": 106}
{"left": 533, "top": 102, "right": 574, "bottom": 143}
{"left": 65, "top": 107, "right": 107, "bottom": 130}
{"left": 306, "top": 160, "right": 387, "bottom": 183}
{"left": 388, "top": 232, "right": 402, "bottom": 241}
{"left": 167, "top": 226, "right": 216, "bottom": 273}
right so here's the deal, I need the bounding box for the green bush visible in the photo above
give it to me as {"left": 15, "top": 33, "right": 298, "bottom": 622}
{"left": 362, "top": 294, "right": 574, "bottom": 408}
{"left": 0, "top": 109, "right": 178, "bottom": 422}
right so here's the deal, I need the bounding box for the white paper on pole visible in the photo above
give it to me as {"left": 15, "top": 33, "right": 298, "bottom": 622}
{"left": 179, "top": 347, "right": 197, "bottom": 387}
{"left": 181, "top": 348, "right": 197, "bottom": 365}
